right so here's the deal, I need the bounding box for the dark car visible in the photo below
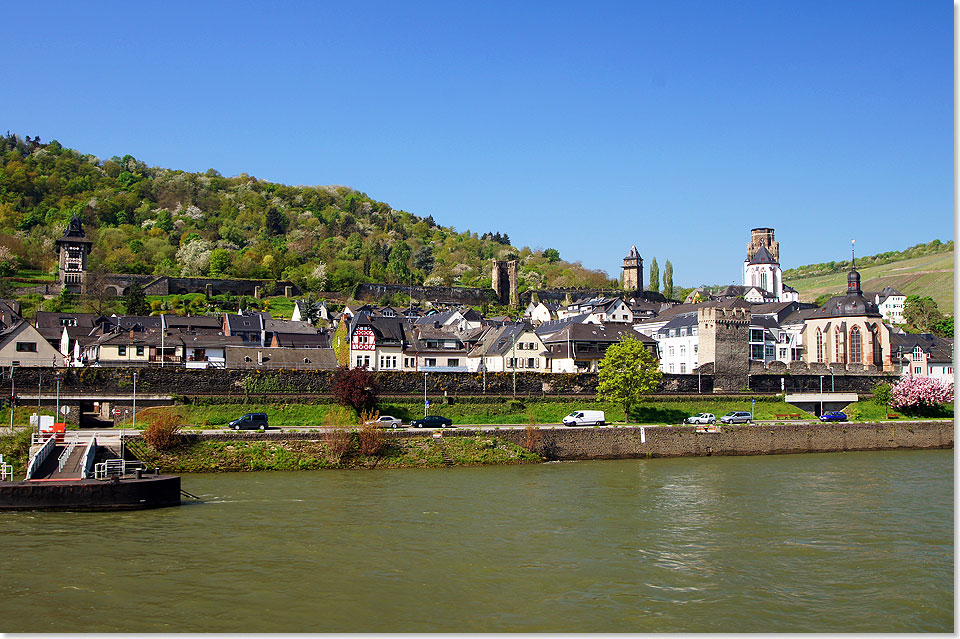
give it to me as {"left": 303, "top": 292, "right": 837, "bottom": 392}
{"left": 819, "top": 411, "right": 848, "bottom": 422}
{"left": 229, "top": 413, "right": 268, "bottom": 430}
{"left": 411, "top": 415, "right": 453, "bottom": 428}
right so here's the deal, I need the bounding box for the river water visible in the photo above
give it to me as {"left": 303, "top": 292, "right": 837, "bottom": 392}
{"left": 0, "top": 450, "right": 952, "bottom": 633}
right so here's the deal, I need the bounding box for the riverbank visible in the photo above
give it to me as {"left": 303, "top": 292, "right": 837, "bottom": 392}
{"left": 124, "top": 420, "right": 952, "bottom": 473}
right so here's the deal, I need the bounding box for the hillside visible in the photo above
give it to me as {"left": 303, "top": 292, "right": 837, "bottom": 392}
{"left": 0, "top": 134, "right": 616, "bottom": 304}
{"left": 785, "top": 246, "right": 954, "bottom": 314}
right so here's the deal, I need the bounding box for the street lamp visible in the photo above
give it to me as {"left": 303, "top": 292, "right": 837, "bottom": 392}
{"left": 132, "top": 371, "right": 137, "bottom": 430}
{"left": 423, "top": 372, "right": 428, "bottom": 418}
{"left": 8, "top": 364, "right": 14, "bottom": 430}
{"left": 55, "top": 371, "right": 61, "bottom": 422}
{"left": 819, "top": 375, "right": 824, "bottom": 416}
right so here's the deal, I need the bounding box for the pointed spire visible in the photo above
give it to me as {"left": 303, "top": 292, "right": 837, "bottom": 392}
{"left": 851, "top": 239, "right": 856, "bottom": 268}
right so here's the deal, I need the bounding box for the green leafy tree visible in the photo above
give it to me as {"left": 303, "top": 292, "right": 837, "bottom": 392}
{"left": 123, "top": 281, "right": 150, "bottom": 315}
{"left": 543, "top": 248, "right": 561, "bottom": 263}
{"left": 648, "top": 258, "right": 660, "bottom": 293}
{"left": 412, "top": 245, "right": 435, "bottom": 274}
{"left": 596, "top": 336, "right": 662, "bottom": 422}
{"left": 933, "top": 315, "right": 954, "bottom": 338}
{"left": 265, "top": 207, "right": 286, "bottom": 236}
{"left": 208, "top": 248, "right": 232, "bottom": 277}
{"left": 903, "top": 295, "right": 942, "bottom": 334}
{"left": 386, "top": 241, "right": 411, "bottom": 284}
{"left": 663, "top": 259, "right": 674, "bottom": 299}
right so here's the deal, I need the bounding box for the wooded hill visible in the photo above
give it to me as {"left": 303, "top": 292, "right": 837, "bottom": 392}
{"left": 0, "top": 133, "right": 616, "bottom": 299}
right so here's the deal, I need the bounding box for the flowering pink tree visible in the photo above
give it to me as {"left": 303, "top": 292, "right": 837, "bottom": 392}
{"left": 890, "top": 376, "right": 954, "bottom": 415}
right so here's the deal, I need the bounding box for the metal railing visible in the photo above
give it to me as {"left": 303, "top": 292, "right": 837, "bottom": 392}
{"left": 81, "top": 436, "right": 98, "bottom": 479}
{"left": 93, "top": 458, "right": 144, "bottom": 480}
{"left": 0, "top": 454, "right": 12, "bottom": 481}
{"left": 24, "top": 435, "right": 56, "bottom": 480}
{"left": 56, "top": 434, "right": 80, "bottom": 473}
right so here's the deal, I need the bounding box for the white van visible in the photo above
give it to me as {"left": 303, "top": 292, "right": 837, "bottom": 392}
{"left": 562, "top": 410, "right": 605, "bottom": 426}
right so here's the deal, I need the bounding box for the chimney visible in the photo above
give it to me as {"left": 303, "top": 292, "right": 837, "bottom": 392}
{"left": 129, "top": 328, "right": 135, "bottom": 340}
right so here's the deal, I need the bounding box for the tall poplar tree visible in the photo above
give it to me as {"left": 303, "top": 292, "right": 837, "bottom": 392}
{"left": 663, "top": 260, "right": 674, "bottom": 299}
{"left": 649, "top": 257, "right": 660, "bottom": 293}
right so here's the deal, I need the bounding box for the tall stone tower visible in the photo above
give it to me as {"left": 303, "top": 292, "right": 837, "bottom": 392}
{"left": 697, "top": 306, "right": 750, "bottom": 393}
{"left": 746, "top": 227, "right": 779, "bottom": 263}
{"left": 621, "top": 245, "right": 643, "bottom": 294}
{"left": 55, "top": 213, "right": 93, "bottom": 294}
{"left": 491, "top": 259, "right": 518, "bottom": 306}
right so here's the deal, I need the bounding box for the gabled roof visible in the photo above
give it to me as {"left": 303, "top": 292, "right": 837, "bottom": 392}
{"left": 350, "top": 311, "right": 410, "bottom": 344}
{"left": 163, "top": 315, "right": 223, "bottom": 332}
{"left": 264, "top": 318, "right": 318, "bottom": 335}
{"left": 748, "top": 245, "right": 778, "bottom": 265}
{"left": 809, "top": 293, "right": 882, "bottom": 319}
{"left": 890, "top": 332, "right": 954, "bottom": 364}
{"left": 469, "top": 324, "right": 536, "bottom": 357}
{"left": 225, "top": 313, "right": 262, "bottom": 332}
{"left": 272, "top": 332, "right": 330, "bottom": 348}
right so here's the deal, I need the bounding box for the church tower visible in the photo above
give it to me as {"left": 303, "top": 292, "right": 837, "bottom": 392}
{"left": 55, "top": 213, "right": 93, "bottom": 294}
{"left": 621, "top": 245, "right": 643, "bottom": 294}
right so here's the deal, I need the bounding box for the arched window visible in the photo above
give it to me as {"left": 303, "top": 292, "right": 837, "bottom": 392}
{"left": 816, "top": 328, "right": 823, "bottom": 363}
{"left": 849, "top": 326, "right": 862, "bottom": 363}
{"left": 834, "top": 327, "right": 844, "bottom": 363}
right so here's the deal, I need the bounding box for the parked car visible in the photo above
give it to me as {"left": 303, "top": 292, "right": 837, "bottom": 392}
{"left": 719, "top": 411, "right": 752, "bottom": 424}
{"left": 365, "top": 415, "right": 403, "bottom": 428}
{"left": 562, "top": 410, "right": 606, "bottom": 426}
{"left": 686, "top": 413, "right": 716, "bottom": 424}
{"left": 228, "top": 413, "right": 268, "bottom": 430}
{"left": 819, "top": 411, "right": 848, "bottom": 422}
{"left": 411, "top": 415, "right": 453, "bottom": 428}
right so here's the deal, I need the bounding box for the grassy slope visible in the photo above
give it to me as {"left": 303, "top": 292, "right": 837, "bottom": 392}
{"left": 785, "top": 250, "right": 954, "bottom": 313}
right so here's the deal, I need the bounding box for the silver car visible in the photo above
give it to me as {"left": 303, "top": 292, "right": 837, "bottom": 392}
{"left": 686, "top": 413, "right": 716, "bottom": 424}
{"left": 364, "top": 415, "right": 403, "bottom": 428}
{"left": 720, "top": 411, "right": 752, "bottom": 424}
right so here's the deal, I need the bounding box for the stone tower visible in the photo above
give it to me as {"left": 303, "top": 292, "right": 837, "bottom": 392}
{"left": 746, "top": 227, "right": 779, "bottom": 263}
{"left": 55, "top": 213, "right": 93, "bottom": 294}
{"left": 697, "top": 306, "right": 750, "bottom": 393}
{"left": 621, "top": 245, "right": 643, "bottom": 294}
{"left": 491, "top": 259, "right": 518, "bottom": 306}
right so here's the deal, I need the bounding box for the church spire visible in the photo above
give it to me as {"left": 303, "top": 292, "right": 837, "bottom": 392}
{"left": 846, "top": 239, "right": 861, "bottom": 295}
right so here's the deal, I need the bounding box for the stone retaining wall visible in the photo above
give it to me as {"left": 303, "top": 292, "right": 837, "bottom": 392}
{"left": 163, "top": 421, "right": 952, "bottom": 461}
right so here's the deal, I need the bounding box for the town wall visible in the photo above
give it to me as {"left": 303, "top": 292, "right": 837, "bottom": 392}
{"left": 355, "top": 283, "right": 495, "bottom": 305}
{"left": 8, "top": 367, "right": 897, "bottom": 398}
{"left": 100, "top": 274, "right": 300, "bottom": 298}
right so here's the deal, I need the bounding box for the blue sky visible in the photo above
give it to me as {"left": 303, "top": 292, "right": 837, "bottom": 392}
{"left": 4, "top": 1, "right": 952, "bottom": 287}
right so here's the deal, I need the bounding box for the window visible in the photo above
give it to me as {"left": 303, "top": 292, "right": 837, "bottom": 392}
{"left": 118, "top": 345, "right": 127, "bottom": 356}
{"left": 779, "top": 348, "right": 787, "bottom": 359}
{"left": 136, "top": 346, "right": 144, "bottom": 357}
{"left": 750, "top": 329, "right": 764, "bottom": 342}
{"left": 750, "top": 344, "right": 765, "bottom": 360}
{"left": 668, "top": 363, "right": 675, "bottom": 373}
{"left": 527, "top": 358, "right": 535, "bottom": 368}
{"left": 447, "top": 358, "right": 459, "bottom": 367}
{"left": 668, "top": 346, "right": 675, "bottom": 356}
{"left": 765, "top": 345, "right": 775, "bottom": 359}
{"left": 680, "top": 363, "right": 686, "bottom": 373}
{"left": 816, "top": 328, "right": 823, "bottom": 363}
{"left": 680, "top": 327, "right": 687, "bottom": 337}
{"left": 849, "top": 326, "right": 862, "bottom": 364}
{"left": 680, "top": 345, "right": 686, "bottom": 356}
{"left": 15, "top": 342, "right": 37, "bottom": 352}
{"left": 834, "top": 328, "right": 844, "bottom": 363}
{"left": 517, "top": 342, "right": 525, "bottom": 350}
{"left": 425, "top": 358, "right": 437, "bottom": 367}
{"left": 914, "top": 367, "right": 922, "bottom": 375}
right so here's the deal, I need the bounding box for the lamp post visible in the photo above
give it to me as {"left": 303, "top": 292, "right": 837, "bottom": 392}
{"left": 36, "top": 371, "right": 41, "bottom": 434}
{"left": 511, "top": 323, "right": 519, "bottom": 398}
{"left": 819, "top": 375, "right": 823, "bottom": 417}
{"left": 423, "top": 372, "right": 428, "bottom": 418}
{"left": 55, "top": 371, "right": 61, "bottom": 422}
{"left": 132, "top": 371, "right": 137, "bottom": 430}
{"left": 830, "top": 367, "right": 835, "bottom": 392}
{"left": 8, "top": 364, "right": 14, "bottom": 430}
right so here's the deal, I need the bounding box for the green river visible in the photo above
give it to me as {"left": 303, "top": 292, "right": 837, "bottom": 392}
{"left": 0, "top": 449, "right": 952, "bottom": 632}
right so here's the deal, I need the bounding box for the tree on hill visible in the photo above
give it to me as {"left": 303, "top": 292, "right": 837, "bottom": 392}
{"left": 596, "top": 336, "right": 662, "bottom": 423}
